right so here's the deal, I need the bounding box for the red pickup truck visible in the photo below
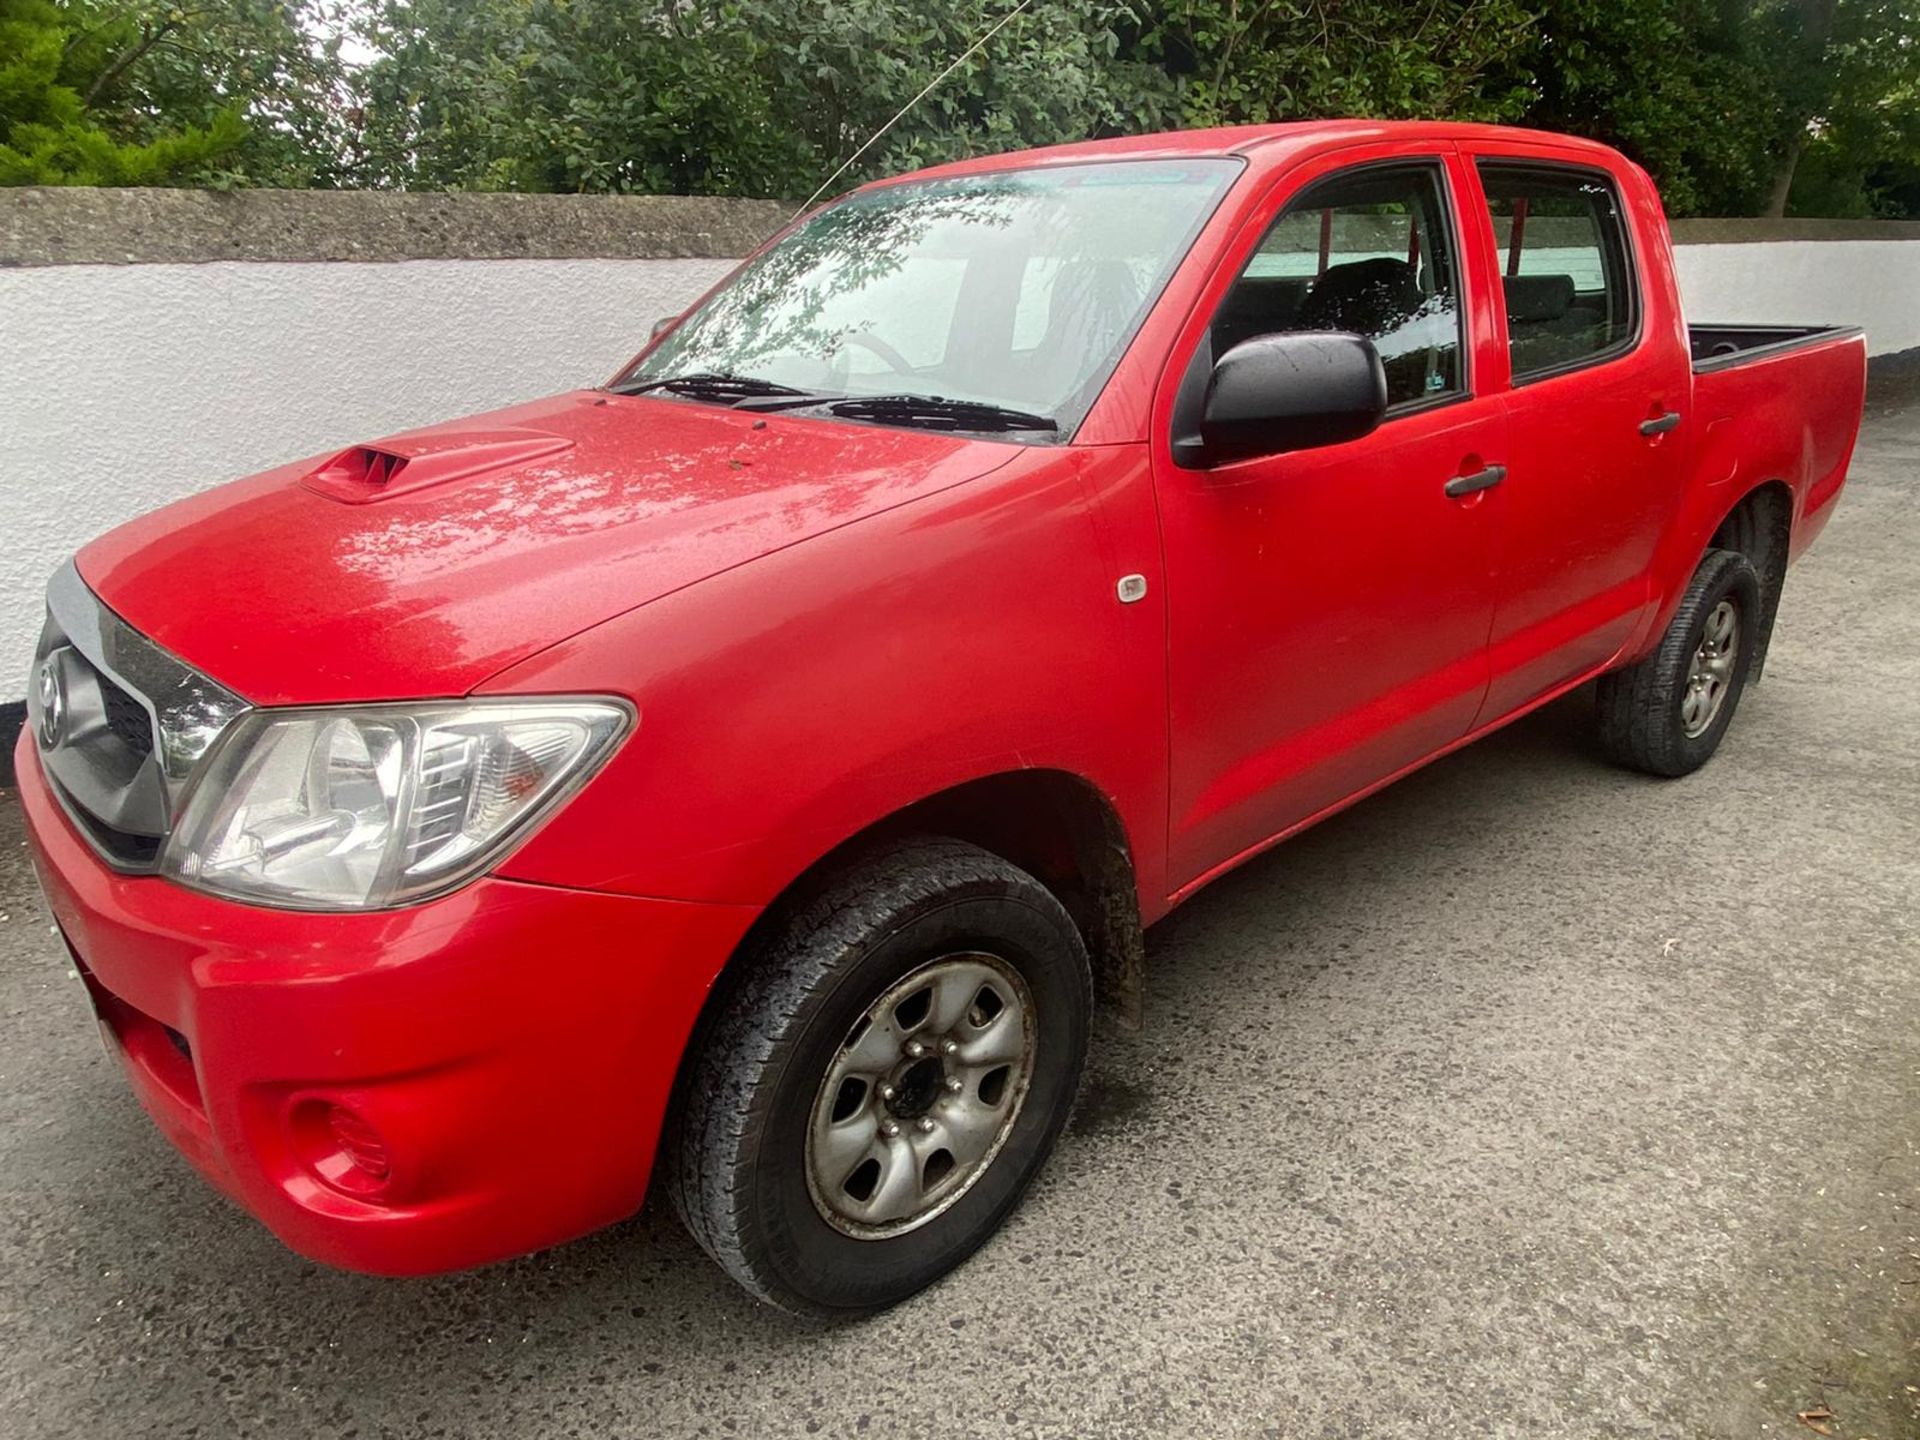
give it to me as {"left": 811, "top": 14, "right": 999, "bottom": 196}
{"left": 18, "top": 121, "right": 1864, "bottom": 1317}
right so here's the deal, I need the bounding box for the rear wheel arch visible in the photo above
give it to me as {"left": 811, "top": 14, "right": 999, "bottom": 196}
{"left": 1706, "top": 480, "right": 1793, "bottom": 681}
{"left": 1597, "top": 547, "right": 1762, "bottom": 776}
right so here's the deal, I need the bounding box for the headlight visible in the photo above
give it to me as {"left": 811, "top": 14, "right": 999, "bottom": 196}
{"left": 161, "top": 699, "right": 631, "bottom": 910}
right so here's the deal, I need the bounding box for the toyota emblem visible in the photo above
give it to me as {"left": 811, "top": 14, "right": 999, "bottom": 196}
{"left": 35, "top": 657, "right": 65, "bottom": 748}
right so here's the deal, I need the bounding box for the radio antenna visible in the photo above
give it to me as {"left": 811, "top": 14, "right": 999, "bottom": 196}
{"left": 791, "top": 0, "right": 1042, "bottom": 221}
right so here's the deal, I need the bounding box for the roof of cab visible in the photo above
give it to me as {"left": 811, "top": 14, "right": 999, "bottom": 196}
{"left": 866, "top": 120, "right": 1624, "bottom": 188}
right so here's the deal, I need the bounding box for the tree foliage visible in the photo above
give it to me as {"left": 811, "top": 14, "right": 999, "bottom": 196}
{"left": 1515, "top": 0, "right": 1920, "bottom": 217}
{"left": 0, "top": 0, "right": 351, "bottom": 186}
{"left": 2, "top": 0, "right": 238, "bottom": 183}
{"left": 4, "top": 0, "right": 1918, "bottom": 216}
{"left": 1778, "top": 0, "right": 1920, "bottom": 217}
{"left": 353, "top": 1, "right": 803, "bottom": 194}
{"left": 351, "top": 1, "right": 1183, "bottom": 196}
{"left": 342, "top": 0, "right": 1920, "bottom": 215}
{"left": 1148, "top": 0, "right": 1537, "bottom": 126}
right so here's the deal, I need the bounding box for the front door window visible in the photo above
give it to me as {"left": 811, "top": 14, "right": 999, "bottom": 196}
{"left": 1214, "top": 163, "right": 1466, "bottom": 409}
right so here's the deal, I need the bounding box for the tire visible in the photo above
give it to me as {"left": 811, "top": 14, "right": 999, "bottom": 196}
{"left": 667, "top": 837, "right": 1092, "bottom": 1319}
{"left": 1595, "top": 547, "right": 1762, "bottom": 777}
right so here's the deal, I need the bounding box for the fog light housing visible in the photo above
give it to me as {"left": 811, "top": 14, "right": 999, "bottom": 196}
{"left": 292, "top": 1099, "right": 393, "bottom": 1197}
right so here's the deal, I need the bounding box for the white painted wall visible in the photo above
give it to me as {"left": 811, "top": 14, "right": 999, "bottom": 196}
{"left": 2, "top": 241, "right": 1914, "bottom": 701}
{"left": 1, "top": 257, "right": 733, "bottom": 700}
{"left": 1673, "top": 240, "right": 1920, "bottom": 353}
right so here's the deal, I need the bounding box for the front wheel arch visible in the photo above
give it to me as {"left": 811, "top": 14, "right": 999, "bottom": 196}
{"left": 715, "top": 769, "right": 1146, "bottom": 1032}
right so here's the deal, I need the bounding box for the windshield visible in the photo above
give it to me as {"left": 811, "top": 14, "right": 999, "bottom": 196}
{"left": 616, "top": 158, "right": 1241, "bottom": 438}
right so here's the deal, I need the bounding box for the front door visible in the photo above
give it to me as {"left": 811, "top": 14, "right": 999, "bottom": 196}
{"left": 1153, "top": 150, "right": 1509, "bottom": 892}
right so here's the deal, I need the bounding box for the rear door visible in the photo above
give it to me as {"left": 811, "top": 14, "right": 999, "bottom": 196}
{"left": 1459, "top": 149, "right": 1693, "bottom": 719}
{"left": 1152, "top": 146, "right": 1510, "bottom": 891}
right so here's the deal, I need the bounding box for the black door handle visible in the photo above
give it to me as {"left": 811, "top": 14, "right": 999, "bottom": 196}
{"left": 1444, "top": 464, "right": 1507, "bottom": 498}
{"left": 1640, "top": 411, "right": 1682, "bottom": 436}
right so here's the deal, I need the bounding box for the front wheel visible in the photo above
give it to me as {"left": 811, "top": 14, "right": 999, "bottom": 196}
{"left": 1595, "top": 547, "right": 1762, "bottom": 777}
{"left": 667, "top": 838, "right": 1091, "bottom": 1318}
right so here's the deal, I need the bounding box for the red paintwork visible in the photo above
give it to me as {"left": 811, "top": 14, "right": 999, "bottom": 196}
{"left": 17, "top": 739, "right": 757, "bottom": 1272}
{"left": 300, "top": 429, "right": 575, "bottom": 505}
{"left": 80, "top": 393, "right": 1017, "bottom": 705}
{"left": 27, "top": 121, "right": 1865, "bottom": 1275}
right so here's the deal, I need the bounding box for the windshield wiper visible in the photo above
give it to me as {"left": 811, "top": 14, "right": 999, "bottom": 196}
{"left": 809, "top": 394, "right": 1060, "bottom": 434}
{"left": 609, "top": 371, "right": 820, "bottom": 404}
{"left": 616, "top": 377, "right": 1060, "bottom": 434}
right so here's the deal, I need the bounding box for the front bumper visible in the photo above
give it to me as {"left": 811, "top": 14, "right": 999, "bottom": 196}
{"left": 15, "top": 729, "right": 758, "bottom": 1275}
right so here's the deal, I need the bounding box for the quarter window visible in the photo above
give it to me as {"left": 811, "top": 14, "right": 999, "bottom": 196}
{"left": 1477, "top": 164, "right": 1637, "bottom": 380}
{"left": 1213, "top": 163, "right": 1465, "bottom": 409}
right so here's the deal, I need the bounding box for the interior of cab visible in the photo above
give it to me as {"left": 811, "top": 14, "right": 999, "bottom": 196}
{"left": 1479, "top": 163, "right": 1636, "bottom": 377}
{"left": 1210, "top": 163, "right": 1464, "bottom": 408}
{"left": 1203, "top": 161, "right": 1638, "bottom": 401}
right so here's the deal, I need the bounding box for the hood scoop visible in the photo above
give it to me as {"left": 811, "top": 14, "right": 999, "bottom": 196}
{"left": 302, "top": 427, "right": 575, "bottom": 504}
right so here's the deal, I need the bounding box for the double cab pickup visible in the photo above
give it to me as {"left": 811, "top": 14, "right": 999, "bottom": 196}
{"left": 18, "top": 121, "right": 1865, "bottom": 1316}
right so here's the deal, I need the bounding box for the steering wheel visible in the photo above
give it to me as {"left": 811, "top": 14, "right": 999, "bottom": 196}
{"left": 840, "top": 331, "right": 916, "bottom": 376}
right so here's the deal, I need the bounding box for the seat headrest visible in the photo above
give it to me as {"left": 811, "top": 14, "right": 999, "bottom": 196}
{"left": 1297, "top": 258, "right": 1422, "bottom": 336}
{"left": 1504, "top": 273, "right": 1576, "bottom": 323}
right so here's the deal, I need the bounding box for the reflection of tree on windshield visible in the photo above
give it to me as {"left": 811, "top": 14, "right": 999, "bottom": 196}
{"left": 627, "top": 179, "right": 1024, "bottom": 384}
{"left": 614, "top": 160, "right": 1240, "bottom": 432}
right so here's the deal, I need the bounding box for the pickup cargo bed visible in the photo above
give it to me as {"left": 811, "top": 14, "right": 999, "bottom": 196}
{"left": 1690, "top": 323, "right": 1864, "bottom": 373}
{"left": 1679, "top": 323, "right": 1866, "bottom": 581}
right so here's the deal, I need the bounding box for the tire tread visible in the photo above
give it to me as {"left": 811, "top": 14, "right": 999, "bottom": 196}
{"left": 1595, "top": 548, "right": 1760, "bottom": 777}
{"left": 666, "top": 837, "right": 1085, "bottom": 1316}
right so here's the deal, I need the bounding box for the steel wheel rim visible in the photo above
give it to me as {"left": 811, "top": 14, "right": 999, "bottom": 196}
{"left": 805, "top": 952, "right": 1036, "bottom": 1240}
{"left": 1681, "top": 598, "right": 1740, "bottom": 738}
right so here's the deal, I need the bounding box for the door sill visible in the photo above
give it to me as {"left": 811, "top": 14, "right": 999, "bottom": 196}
{"left": 1165, "top": 659, "right": 1615, "bottom": 910}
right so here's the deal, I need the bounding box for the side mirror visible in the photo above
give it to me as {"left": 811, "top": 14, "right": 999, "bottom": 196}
{"left": 1199, "top": 332, "right": 1388, "bottom": 466}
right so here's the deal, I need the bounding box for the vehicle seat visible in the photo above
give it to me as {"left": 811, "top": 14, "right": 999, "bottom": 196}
{"left": 1503, "top": 273, "right": 1575, "bottom": 325}
{"left": 1504, "top": 272, "right": 1609, "bottom": 371}
{"left": 1296, "top": 257, "right": 1435, "bottom": 398}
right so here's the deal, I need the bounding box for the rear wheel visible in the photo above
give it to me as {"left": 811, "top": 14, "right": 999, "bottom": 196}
{"left": 1595, "top": 547, "right": 1762, "bottom": 777}
{"left": 668, "top": 838, "right": 1091, "bottom": 1318}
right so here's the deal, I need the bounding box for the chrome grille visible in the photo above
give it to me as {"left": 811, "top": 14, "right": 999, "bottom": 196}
{"left": 27, "top": 562, "right": 251, "bottom": 872}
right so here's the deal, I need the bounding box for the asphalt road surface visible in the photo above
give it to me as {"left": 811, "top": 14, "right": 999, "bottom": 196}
{"left": 2, "top": 389, "right": 1916, "bottom": 1439}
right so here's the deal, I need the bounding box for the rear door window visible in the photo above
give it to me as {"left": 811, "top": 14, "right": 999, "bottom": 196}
{"left": 1477, "top": 164, "right": 1638, "bottom": 381}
